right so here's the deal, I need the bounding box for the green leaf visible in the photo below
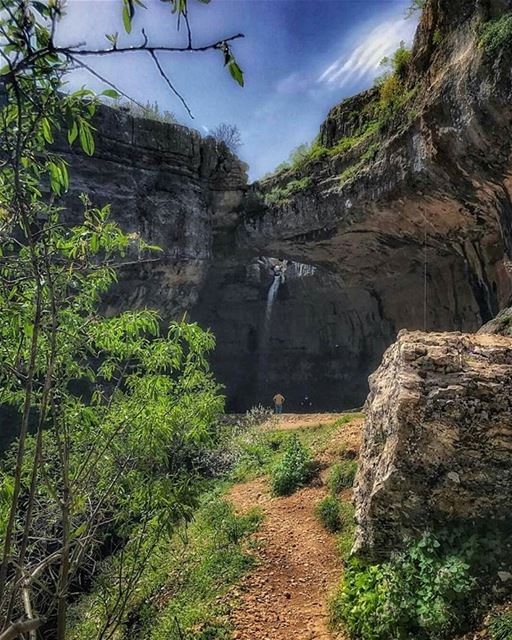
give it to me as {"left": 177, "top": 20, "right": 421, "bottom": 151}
{"left": 101, "top": 89, "right": 120, "bottom": 99}
{"left": 122, "top": 0, "right": 134, "bottom": 33}
{"left": 41, "top": 118, "right": 54, "bottom": 144}
{"left": 228, "top": 60, "right": 244, "bottom": 87}
{"left": 78, "top": 121, "right": 95, "bottom": 156}
{"left": 68, "top": 120, "right": 78, "bottom": 145}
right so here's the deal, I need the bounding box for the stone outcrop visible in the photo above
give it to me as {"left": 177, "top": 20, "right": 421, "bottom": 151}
{"left": 353, "top": 330, "right": 512, "bottom": 557}
{"left": 479, "top": 306, "right": 512, "bottom": 336}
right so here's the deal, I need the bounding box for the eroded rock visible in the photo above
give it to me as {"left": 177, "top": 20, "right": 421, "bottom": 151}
{"left": 353, "top": 330, "right": 512, "bottom": 557}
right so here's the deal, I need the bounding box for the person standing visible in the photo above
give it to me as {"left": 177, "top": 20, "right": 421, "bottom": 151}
{"left": 273, "top": 392, "right": 285, "bottom": 414}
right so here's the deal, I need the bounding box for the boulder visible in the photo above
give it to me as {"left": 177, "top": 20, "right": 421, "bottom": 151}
{"left": 353, "top": 330, "right": 512, "bottom": 558}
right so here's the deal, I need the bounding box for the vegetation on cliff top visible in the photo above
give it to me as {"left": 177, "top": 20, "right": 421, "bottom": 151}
{"left": 263, "top": 40, "right": 417, "bottom": 198}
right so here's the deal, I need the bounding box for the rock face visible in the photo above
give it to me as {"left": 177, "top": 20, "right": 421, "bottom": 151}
{"left": 354, "top": 330, "right": 512, "bottom": 557}
{"left": 58, "top": 105, "right": 248, "bottom": 319}
{"left": 227, "top": 0, "right": 512, "bottom": 408}
{"left": 58, "top": 0, "right": 512, "bottom": 411}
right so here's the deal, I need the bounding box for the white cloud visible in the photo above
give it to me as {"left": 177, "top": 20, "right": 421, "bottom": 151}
{"left": 318, "top": 16, "right": 417, "bottom": 90}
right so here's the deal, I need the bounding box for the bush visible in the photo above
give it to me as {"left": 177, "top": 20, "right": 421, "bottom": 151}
{"left": 480, "top": 13, "right": 512, "bottom": 58}
{"left": 270, "top": 434, "right": 314, "bottom": 496}
{"left": 331, "top": 532, "right": 477, "bottom": 640}
{"left": 328, "top": 460, "right": 358, "bottom": 494}
{"left": 265, "top": 177, "right": 313, "bottom": 206}
{"left": 315, "top": 495, "right": 342, "bottom": 532}
{"left": 489, "top": 611, "right": 512, "bottom": 640}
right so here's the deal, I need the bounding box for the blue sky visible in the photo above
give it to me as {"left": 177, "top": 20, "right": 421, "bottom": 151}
{"left": 59, "top": 0, "right": 418, "bottom": 180}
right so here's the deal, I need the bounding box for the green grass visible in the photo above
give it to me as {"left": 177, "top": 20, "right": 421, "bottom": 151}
{"left": 270, "top": 434, "right": 315, "bottom": 496}
{"left": 489, "top": 610, "right": 512, "bottom": 640}
{"left": 335, "top": 501, "right": 356, "bottom": 560}
{"left": 230, "top": 416, "right": 355, "bottom": 483}
{"left": 327, "top": 460, "right": 358, "bottom": 494}
{"left": 315, "top": 495, "right": 342, "bottom": 532}
{"left": 67, "top": 492, "right": 262, "bottom": 640}
{"left": 264, "top": 176, "right": 313, "bottom": 206}
{"left": 339, "top": 143, "right": 380, "bottom": 186}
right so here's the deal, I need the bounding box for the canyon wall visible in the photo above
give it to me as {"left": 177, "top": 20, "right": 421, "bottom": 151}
{"left": 59, "top": 0, "right": 512, "bottom": 411}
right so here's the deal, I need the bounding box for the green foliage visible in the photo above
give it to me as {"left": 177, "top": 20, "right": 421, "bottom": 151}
{"left": 270, "top": 434, "right": 314, "bottom": 496}
{"left": 328, "top": 460, "right": 358, "bottom": 494}
{"left": 336, "top": 501, "right": 356, "bottom": 559}
{"left": 0, "top": 1, "right": 245, "bottom": 635}
{"left": 68, "top": 495, "right": 261, "bottom": 640}
{"left": 489, "top": 610, "right": 512, "bottom": 640}
{"left": 331, "top": 532, "right": 480, "bottom": 640}
{"left": 315, "top": 495, "right": 342, "bottom": 533}
{"left": 265, "top": 176, "right": 313, "bottom": 206}
{"left": 480, "top": 13, "right": 512, "bottom": 57}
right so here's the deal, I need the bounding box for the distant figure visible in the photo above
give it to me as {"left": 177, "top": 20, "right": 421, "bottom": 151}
{"left": 273, "top": 393, "right": 285, "bottom": 414}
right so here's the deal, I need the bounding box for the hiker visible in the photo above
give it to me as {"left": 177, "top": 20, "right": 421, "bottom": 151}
{"left": 273, "top": 392, "right": 285, "bottom": 414}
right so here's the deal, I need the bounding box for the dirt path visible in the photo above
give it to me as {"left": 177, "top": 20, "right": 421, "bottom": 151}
{"left": 227, "top": 414, "right": 360, "bottom": 640}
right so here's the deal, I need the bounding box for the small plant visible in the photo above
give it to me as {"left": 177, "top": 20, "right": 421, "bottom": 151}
{"left": 331, "top": 532, "right": 477, "bottom": 640}
{"left": 270, "top": 434, "right": 314, "bottom": 496}
{"left": 315, "top": 495, "right": 342, "bottom": 532}
{"left": 328, "top": 460, "right": 358, "bottom": 494}
{"left": 489, "top": 610, "right": 512, "bottom": 640}
{"left": 480, "top": 12, "right": 512, "bottom": 58}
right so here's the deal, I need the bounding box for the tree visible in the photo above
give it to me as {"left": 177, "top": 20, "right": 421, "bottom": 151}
{"left": 211, "top": 122, "right": 242, "bottom": 153}
{"left": 0, "top": 1, "right": 244, "bottom": 638}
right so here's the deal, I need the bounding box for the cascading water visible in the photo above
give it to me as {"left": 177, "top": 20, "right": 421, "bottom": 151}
{"left": 264, "top": 275, "right": 282, "bottom": 327}
{"left": 258, "top": 271, "right": 283, "bottom": 397}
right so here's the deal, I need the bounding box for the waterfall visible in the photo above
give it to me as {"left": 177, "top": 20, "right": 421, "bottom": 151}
{"left": 264, "top": 275, "right": 282, "bottom": 327}
{"left": 259, "top": 274, "right": 282, "bottom": 397}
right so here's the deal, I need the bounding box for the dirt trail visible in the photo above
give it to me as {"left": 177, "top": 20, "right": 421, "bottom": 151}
{"left": 228, "top": 414, "right": 362, "bottom": 640}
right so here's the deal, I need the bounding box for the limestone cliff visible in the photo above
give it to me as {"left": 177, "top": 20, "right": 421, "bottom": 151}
{"left": 58, "top": 105, "right": 248, "bottom": 319}
{"left": 60, "top": 0, "right": 512, "bottom": 411}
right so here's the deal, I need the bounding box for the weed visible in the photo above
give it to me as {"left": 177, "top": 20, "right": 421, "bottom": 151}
{"left": 270, "top": 434, "right": 314, "bottom": 496}
{"left": 328, "top": 460, "right": 358, "bottom": 494}
{"left": 67, "top": 495, "right": 261, "bottom": 639}
{"left": 315, "top": 495, "right": 342, "bottom": 532}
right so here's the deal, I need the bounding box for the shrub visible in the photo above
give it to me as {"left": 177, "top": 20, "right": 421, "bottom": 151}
{"left": 328, "top": 460, "right": 358, "bottom": 494}
{"left": 480, "top": 13, "right": 512, "bottom": 58}
{"left": 270, "top": 434, "right": 314, "bottom": 496}
{"left": 331, "top": 532, "right": 477, "bottom": 640}
{"left": 315, "top": 495, "right": 342, "bottom": 532}
{"left": 489, "top": 611, "right": 512, "bottom": 640}
{"left": 265, "top": 176, "right": 313, "bottom": 206}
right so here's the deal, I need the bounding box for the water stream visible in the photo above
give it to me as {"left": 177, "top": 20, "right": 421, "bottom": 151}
{"left": 258, "top": 273, "right": 283, "bottom": 397}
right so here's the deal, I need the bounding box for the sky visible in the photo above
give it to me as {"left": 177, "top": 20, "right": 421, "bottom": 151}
{"left": 58, "top": 0, "right": 418, "bottom": 180}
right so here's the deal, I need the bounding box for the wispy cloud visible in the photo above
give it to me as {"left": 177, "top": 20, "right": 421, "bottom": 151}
{"left": 318, "top": 16, "right": 416, "bottom": 89}
{"left": 276, "top": 71, "right": 315, "bottom": 95}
